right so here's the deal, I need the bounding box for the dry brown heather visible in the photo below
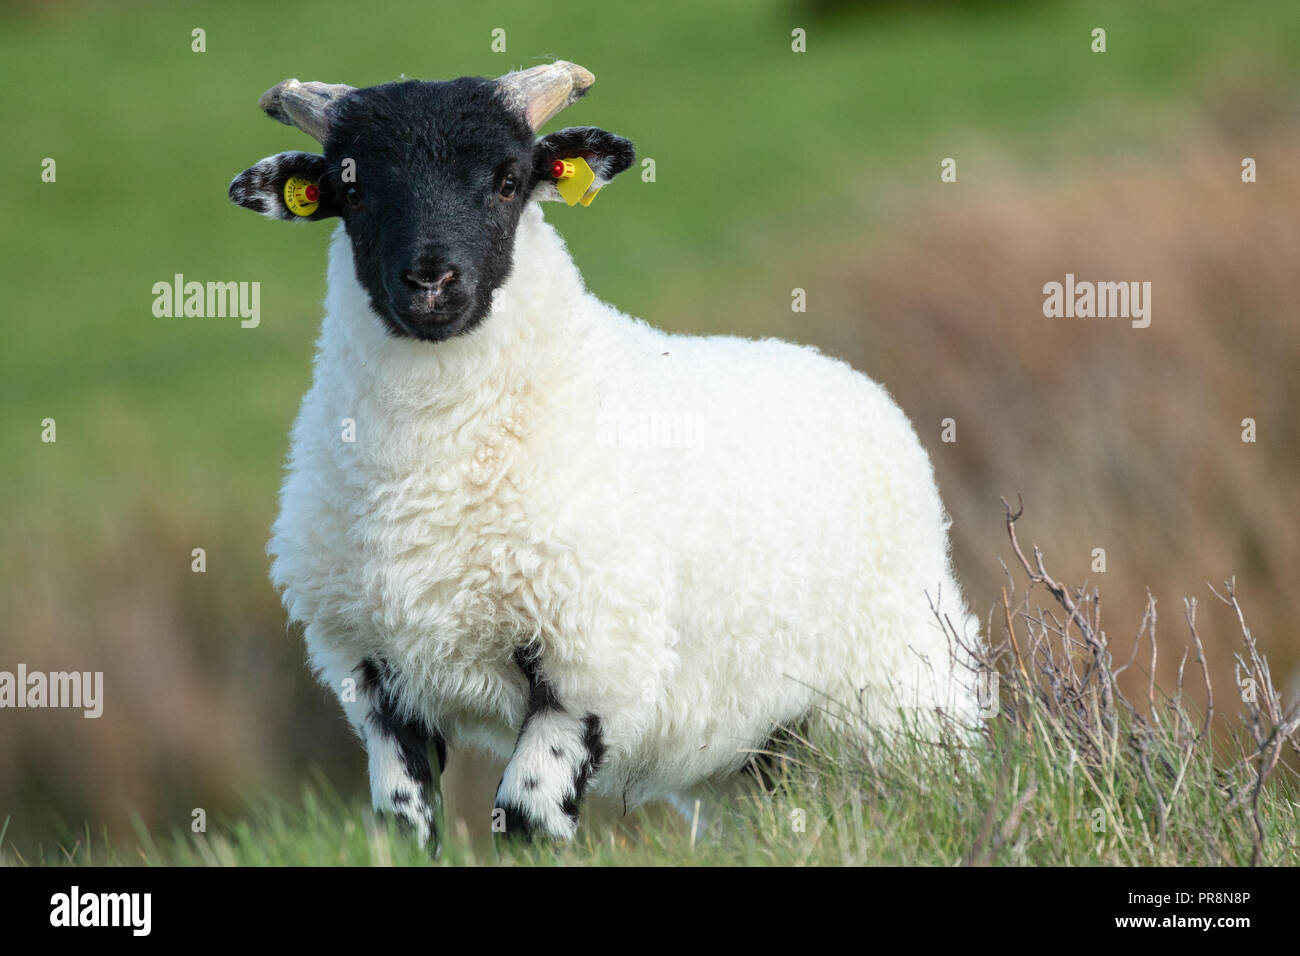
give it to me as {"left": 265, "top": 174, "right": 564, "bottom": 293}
{"left": 765, "top": 120, "right": 1299, "bottom": 715}
{"left": 1, "top": 511, "right": 351, "bottom": 847}
{"left": 1, "top": 118, "right": 1295, "bottom": 853}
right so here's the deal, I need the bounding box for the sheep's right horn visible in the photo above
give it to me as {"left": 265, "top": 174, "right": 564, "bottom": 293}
{"left": 496, "top": 61, "right": 595, "bottom": 131}
{"left": 259, "top": 79, "right": 355, "bottom": 143}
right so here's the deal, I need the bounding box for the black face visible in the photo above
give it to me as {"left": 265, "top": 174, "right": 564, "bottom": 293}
{"left": 229, "top": 73, "right": 636, "bottom": 343}
{"left": 322, "top": 79, "right": 535, "bottom": 341}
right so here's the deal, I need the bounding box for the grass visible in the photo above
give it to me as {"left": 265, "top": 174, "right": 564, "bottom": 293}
{"left": 18, "top": 698, "right": 1298, "bottom": 867}
{"left": 5, "top": 0, "right": 1299, "bottom": 517}
{"left": 11, "top": 510, "right": 1297, "bottom": 867}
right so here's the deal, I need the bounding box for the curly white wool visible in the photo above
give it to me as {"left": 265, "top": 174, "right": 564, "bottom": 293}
{"left": 270, "top": 202, "right": 980, "bottom": 811}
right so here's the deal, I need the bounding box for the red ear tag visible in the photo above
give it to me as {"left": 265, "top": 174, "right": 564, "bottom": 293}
{"left": 284, "top": 175, "right": 320, "bottom": 216}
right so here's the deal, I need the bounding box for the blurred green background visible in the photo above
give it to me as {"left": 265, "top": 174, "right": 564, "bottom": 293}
{"left": 2, "top": 0, "right": 1297, "bottom": 856}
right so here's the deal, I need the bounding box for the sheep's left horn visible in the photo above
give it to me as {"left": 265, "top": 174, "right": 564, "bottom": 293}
{"left": 496, "top": 61, "right": 595, "bottom": 131}
{"left": 258, "top": 79, "right": 355, "bottom": 143}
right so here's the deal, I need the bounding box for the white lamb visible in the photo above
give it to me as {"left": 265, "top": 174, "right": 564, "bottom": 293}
{"left": 229, "top": 61, "right": 980, "bottom": 846}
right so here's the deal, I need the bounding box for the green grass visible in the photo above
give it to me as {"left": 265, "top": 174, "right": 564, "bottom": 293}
{"left": 4, "top": 0, "right": 1298, "bottom": 524}
{"left": 16, "top": 705, "right": 1298, "bottom": 867}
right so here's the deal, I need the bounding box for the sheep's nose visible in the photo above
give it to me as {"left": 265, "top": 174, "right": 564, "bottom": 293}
{"left": 402, "top": 268, "right": 457, "bottom": 294}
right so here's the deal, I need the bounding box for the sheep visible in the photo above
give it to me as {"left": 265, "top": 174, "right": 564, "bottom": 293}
{"left": 229, "top": 61, "right": 981, "bottom": 847}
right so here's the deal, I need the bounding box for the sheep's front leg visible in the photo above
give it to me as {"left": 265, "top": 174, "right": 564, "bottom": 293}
{"left": 356, "top": 658, "right": 445, "bottom": 848}
{"left": 495, "top": 650, "right": 605, "bottom": 841}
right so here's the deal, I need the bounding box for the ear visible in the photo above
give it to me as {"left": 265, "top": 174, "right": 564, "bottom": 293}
{"left": 531, "top": 127, "right": 635, "bottom": 203}
{"left": 228, "top": 151, "right": 340, "bottom": 221}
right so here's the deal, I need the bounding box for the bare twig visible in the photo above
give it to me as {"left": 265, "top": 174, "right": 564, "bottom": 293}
{"left": 989, "top": 498, "right": 1296, "bottom": 866}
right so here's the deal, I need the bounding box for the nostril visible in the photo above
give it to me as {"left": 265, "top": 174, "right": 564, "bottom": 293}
{"left": 401, "top": 269, "right": 457, "bottom": 294}
{"left": 401, "top": 269, "right": 432, "bottom": 291}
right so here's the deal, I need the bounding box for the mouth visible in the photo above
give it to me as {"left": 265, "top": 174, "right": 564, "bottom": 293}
{"left": 385, "top": 302, "right": 479, "bottom": 341}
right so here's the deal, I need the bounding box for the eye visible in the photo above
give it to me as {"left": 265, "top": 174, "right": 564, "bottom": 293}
{"left": 345, "top": 186, "right": 362, "bottom": 209}
{"left": 498, "top": 174, "right": 518, "bottom": 200}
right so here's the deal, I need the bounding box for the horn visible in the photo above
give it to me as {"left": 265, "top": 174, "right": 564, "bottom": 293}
{"left": 496, "top": 61, "right": 595, "bottom": 131}
{"left": 258, "top": 79, "right": 356, "bottom": 143}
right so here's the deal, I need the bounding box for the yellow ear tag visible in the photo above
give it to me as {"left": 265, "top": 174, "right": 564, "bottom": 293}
{"left": 552, "top": 156, "right": 596, "bottom": 206}
{"left": 284, "top": 175, "right": 320, "bottom": 217}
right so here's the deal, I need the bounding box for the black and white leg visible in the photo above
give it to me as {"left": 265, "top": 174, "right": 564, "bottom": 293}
{"left": 495, "top": 649, "right": 605, "bottom": 841}
{"left": 356, "top": 658, "right": 446, "bottom": 848}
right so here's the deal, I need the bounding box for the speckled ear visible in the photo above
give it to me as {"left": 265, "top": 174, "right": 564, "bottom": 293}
{"left": 228, "top": 151, "right": 339, "bottom": 222}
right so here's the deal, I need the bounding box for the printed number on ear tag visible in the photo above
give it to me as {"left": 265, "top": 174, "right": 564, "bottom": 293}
{"left": 552, "top": 156, "right": 598, "bottom": 207}
{"left": 284, "top": 175, "right": 320, "bottom": 217}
